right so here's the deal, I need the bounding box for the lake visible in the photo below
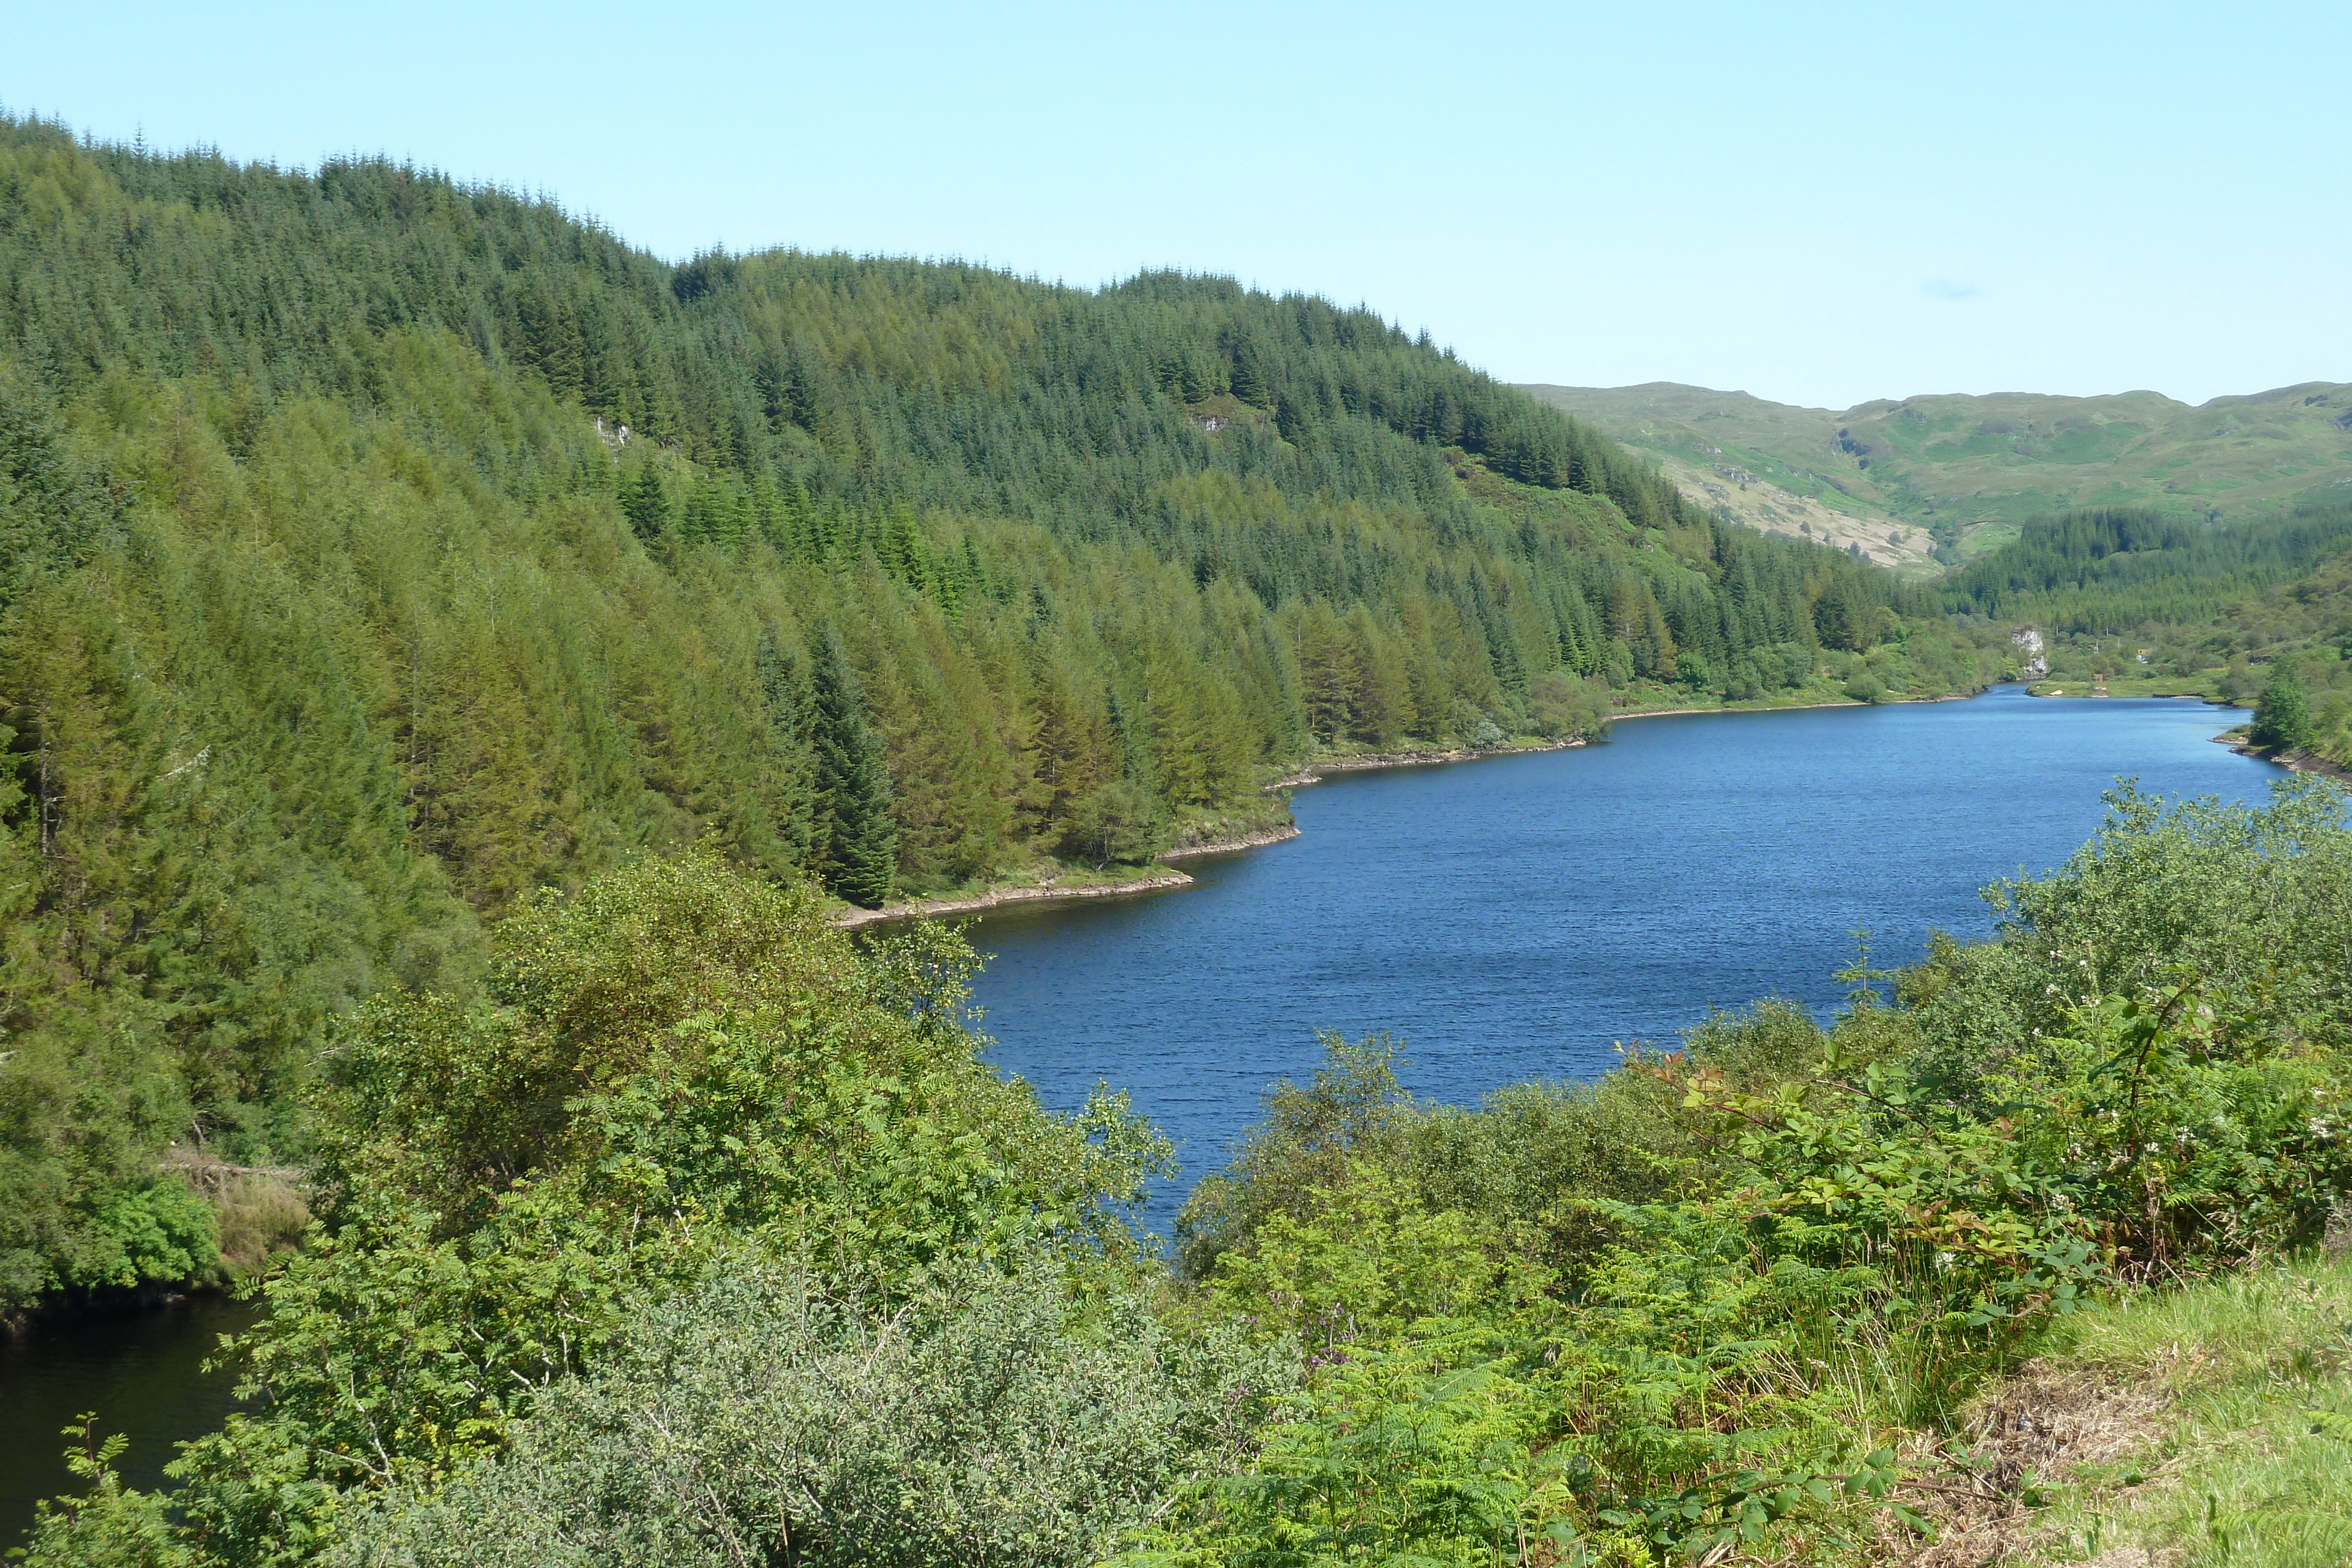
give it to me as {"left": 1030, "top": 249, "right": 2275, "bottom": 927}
{"left": 0, "top": 686, "right": 2290, "bottom": 1545}
{"left": 969, "top": 687, "right": 2290, "bottom": 1233}
{"left": 0, "top": 1295, "right": 259, "bottom": 1546}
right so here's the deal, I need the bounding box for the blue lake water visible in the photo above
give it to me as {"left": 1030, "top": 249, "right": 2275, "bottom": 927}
{"left": 968, "top": 687, "right": 2290, "bottom": 1232}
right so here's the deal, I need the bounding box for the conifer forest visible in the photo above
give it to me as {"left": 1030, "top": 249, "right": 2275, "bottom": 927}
{"left": 0, "top": 116, "right": 1997, "bottom": 1320}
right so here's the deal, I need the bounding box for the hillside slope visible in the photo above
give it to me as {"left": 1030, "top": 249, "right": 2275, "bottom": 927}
{"left": 0, "top": 118, "right": 1993, "bottom": 1315}
{"left": 1523, "top": 379, "right": 2352, "bottom": 563}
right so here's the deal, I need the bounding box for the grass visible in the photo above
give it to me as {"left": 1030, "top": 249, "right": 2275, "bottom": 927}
{"left": 1962, "top": 1252, "right": 2352, "bottom": 1567}
{"left": 1519, "top": 381, "right": 2352, "bottom": 557}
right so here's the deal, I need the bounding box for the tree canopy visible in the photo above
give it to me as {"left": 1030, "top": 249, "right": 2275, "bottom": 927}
{"left": 0, "top": 115, "right": 1995, "bottom": 1318}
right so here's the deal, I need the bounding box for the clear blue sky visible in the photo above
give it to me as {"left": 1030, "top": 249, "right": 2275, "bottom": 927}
{"left": 7, "top": 1, "right": 2346, "bottom": 409}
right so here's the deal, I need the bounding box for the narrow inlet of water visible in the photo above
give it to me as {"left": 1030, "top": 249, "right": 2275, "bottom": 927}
{"left": 1, "top": 1295, "right": 259, "bottom": 1547}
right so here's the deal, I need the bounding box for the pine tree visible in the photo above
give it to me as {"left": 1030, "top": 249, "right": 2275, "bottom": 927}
{"left": 753, "top": 633, "right": 817, "bottom": 870}
{"left": 808, "top": 630, "right": 896, "bottom": 908}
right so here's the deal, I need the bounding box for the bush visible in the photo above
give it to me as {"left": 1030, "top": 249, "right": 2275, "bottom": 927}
{"left": 326, "top": 1253, "right": 1289, "bottom": 1568}
{"left": 1060, "top": 778, "right": 1164, "bottom": 867}
{"left": 2249, "top": 660, "right": 2314, "bottom": 752}
{"left": 1526, "top": 671, "right": 1613, "bottom": 739}
{"left": 25, "top": 855, "right": 1179, "bottom": 1568}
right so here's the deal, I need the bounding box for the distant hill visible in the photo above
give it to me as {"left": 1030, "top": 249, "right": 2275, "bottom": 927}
{"left": 1520, "top": 380, "right": 2352, "bottom": 571}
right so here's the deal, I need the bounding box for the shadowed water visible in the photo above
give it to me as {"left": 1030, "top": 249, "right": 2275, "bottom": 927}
{"left": 968, "top": 688, "right": 2289, "bottom": 1233}
{"left": 1, "top": 1295, "right": 259, "bottom": 1547}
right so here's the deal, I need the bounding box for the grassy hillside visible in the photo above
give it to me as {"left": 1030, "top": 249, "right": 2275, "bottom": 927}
{"left": 1988, "top": 1255, "right": 2352, "bottom": 1567}
{"left": 1523, "top": 379, "right": 2352, "bottom": 564}
{"left": 0, "top": 116, "right": 1998, "bottom": 1319}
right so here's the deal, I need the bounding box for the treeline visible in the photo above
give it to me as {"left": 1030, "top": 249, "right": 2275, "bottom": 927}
{"left": 2183, "top": 543, "right": 2352, "bottom": 765}
{"left": 1942, "top": 501, "right": 2352, "bottom": 633}
{"left": 0, "top": 115, "right": 1983, "bottom": 1317}
{"left": 21, "top": 784, "right": 2351, "bottom": 1565}
{"left": 1935, "top": 498, "right": 2352, "bottom": 765}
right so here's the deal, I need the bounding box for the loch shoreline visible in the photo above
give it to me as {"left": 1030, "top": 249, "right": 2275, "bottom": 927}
{"left": 831, "top": 825, "right": 1306, "bottom": 930}
{"left": 834, "top": 691, "right": 2007, "bottom": 929}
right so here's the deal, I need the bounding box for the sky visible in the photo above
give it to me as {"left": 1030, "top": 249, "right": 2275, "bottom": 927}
{"left": 5, "top": 1, "right": 2347, "bottom": 410}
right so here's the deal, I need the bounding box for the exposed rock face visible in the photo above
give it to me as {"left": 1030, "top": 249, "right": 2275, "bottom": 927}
{"left": 2011, "top": 626, "right": 2049, "bottom": 678}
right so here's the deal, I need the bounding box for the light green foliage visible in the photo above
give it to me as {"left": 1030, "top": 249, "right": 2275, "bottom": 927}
{"left": 1524, "top": 670, "right": 1612, "bottom": 739}
{"left": 0, "top": 118, "right": 1987, "bottom": 1312}
{"left": 1148, "top": 783, "right": 2352, "bottom": 1563}
{"left": 1525, "top": 381, "right": 2352, "bottom": 554}
{"left": 2191, "top": 545, "right": 2352, "bottom": 765}
{"left": 2012, "top": 1258, "right": 2352, "bottom": 1568}
{"left": 1843, "top": 669, "right": 1887, "bottom": 703}
{"left": 27, "top": 785, "right": 2352, "bottom": 1567}
{"left": 325, "top": 1253, "right": 1289, "bottom": 1568}
{"left": 18, "top": 855, "right": 1178, "bottom": 1568}
{"left": 16, "top": 1415, "right": 192, "bottom": 1568}
{"left": 1903, "top": 779, "right": 2352, "bottom": 1094}
{"left": 2251, "top": 659, "right": 2316, "bottom": 753}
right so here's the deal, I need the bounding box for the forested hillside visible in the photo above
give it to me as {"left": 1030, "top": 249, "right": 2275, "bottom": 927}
{"left": 1942, "top": 500, "right": 2352, "bottom": 633}
{"left": 1929, "top": 499, "right": 2352, "bottom": 766}
{"left": 0, "top": 116, "right": 1987, "bottom": 1316}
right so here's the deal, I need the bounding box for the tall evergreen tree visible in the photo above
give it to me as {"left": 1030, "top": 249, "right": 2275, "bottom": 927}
{"left": 809, "top": 630, "right": 897, "bottom": 908}
{"left": 622, "top": 463, "right": 669, "bottom": 542}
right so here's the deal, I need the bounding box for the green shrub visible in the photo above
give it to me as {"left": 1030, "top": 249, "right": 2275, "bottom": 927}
{"left": 326, "top": 1253, "right": 1288, "bottom": 1568}
{"left": 2250, "top": 660, "right": 2315, "bottom": 752}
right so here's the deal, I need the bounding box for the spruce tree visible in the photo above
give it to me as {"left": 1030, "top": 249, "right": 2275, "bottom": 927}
{"left": 809, "top": 630, "right": 897, "bottom": 908}
{"left": 622, "top": 464, "right": 669, "bottom": 542}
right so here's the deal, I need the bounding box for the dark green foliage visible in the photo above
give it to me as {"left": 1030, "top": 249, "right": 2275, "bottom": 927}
{"left": 1943, "top": 502, "right": 2352, "bottom": 634}
{"left": 1812, "top": 573, "right": 1877, "bottom": 651}
{"left": 2249, "top": 660, "right": 2313, "bottom": 753}
{"left": 807, "top": 631, "right": 896, "bottom": 908}
{"left": 0, "top": 364, "right": 121, "bottom": 609}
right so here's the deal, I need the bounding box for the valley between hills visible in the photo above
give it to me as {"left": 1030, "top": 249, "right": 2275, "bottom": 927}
{"left": 1523, "top": 379, "right": 2352, "bottom": 570}
{"left": 4, "top": 106, "right": 2352, "bottom": 1568}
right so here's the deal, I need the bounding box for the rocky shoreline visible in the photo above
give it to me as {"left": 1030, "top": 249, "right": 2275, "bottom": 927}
{"left": 1271, "top": 735, "right": 1586, "bottom": 789}
{"left": 1160, "top": 823, "right": 1302, "bottom": 860}
{"left": 832, "top": 871, "right": 1196, "bottom": 930}
{"left": 2223, "top": 736, "right": 2352, "bottom": 785}
{"left": 831, "top": 824, "right": 1305, "bottom": 930}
